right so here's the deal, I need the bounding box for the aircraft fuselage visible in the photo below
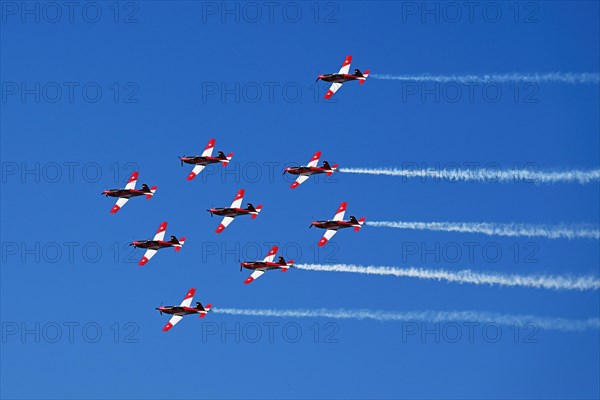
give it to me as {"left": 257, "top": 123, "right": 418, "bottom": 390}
{"left": 241, "top": 261, "right": 286, "bottom": 271}
{"left": 130, "top": 240, "right": 177, "bottom": 250}
{"left": 156, "top": 306, "right": 204, "bottom": 316}
{"left": 103, "top": 189, "right": 148, "bottom": 199}
{"left": 180, "top": 155, "right": 224, "bottom": 166}
{"left": 318, "top": 73, "right": 360, "bottom": 83}
{"left": 285, "top": 166, "right": 330, "bottom": 176}
{"left": 208, "top": 207, "right": 251, "bottom": 217}
{"left": 311, "top": 220, "right": 357, "bottom": 230}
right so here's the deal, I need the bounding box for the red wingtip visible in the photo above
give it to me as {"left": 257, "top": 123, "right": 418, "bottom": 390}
{"left": 138, "top": 257, "right": 149, "bottom": 266}
{"left": 324, "top": 90, "right": 334, "bottom": 99}
{"left": 318, "top": 237, "right": 328, "bottom": 247}
{"left": 162, "top": 322, "right": 173, "bottom": 332}
{"left": 205, "top": 138, "right": 216, "bottom": 150}
{"left": 215, "top": 224, "right": 226, "bottom": 234}
{"left": 186, "top": 172, "right": 197, "bottom": 181}
{"left": 110, "top": 205, "right": 120, "bottom": 214}
{"left": 157, "top": 222, "right": 167, "bottom": 233}
{"left": 244, "top": 277, "right": 254, "bottom": 284}
{"left": 127, "top": 171, "right": 139, "bottom": 183}
{"left": 290, "top": 181, "right": 300, "bottom": 189}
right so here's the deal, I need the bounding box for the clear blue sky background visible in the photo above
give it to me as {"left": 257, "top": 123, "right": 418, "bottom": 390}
{"left": 1, "top": 1, "right": 599, "bottom": 399}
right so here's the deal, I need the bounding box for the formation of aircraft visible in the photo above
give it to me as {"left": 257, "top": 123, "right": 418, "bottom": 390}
{"left": 317, "top": 55, "right": 370, "bottom": 99}
{"left": 284, "top": 151, "right": 338, "bottom": 189}
{"left": 156, "top": 288, "right": 212, "bottom": 331}
{"left": 180, "top": 138, "right": 233, "bottom": 181}
{"left": 130, "top": 222, "right": 186, "bottom": 266}
{"left": 102, "top": 171, "right": 157, "bottom": 213}
{"left": 240, "top": 246, "right": 294, "bottom": 284}
{"left": 311, "top": 202, "right": 366, "bottom": 246}
{"left": 207, "top": 189, "right": 262, "bottom": 233}
{"left": 103, "top": 56, "right": 370, "bottom": 330}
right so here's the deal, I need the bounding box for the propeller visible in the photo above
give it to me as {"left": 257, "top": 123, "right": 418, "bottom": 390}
{"left": 207, "top": 209, "right": 213, "bottom": 217}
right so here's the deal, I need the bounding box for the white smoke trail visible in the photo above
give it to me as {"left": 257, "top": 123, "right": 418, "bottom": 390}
{"left": 339, "top": 167, "right": 600, "bottom": 185}
{"left": 370, "top": 72, "right": 600, "bottom": 84}
{"left": 213, "top": 307, "right": 600, "bottom": 332}
{"left": 366, "top": 221, "right": 600, "bottom": 240}
{"left": 295, "top": 263, "right": 600, "bottom": 291}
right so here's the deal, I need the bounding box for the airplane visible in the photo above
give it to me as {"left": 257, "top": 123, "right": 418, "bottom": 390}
{"left": 240, "top": 246, "right": 295, "bottom": 284}
{"left": 156, "top": 288, "right": 212, "bottom": 331}
{"left": 102, "top": 171, "right": 157, "bottom": 213}
{"left": 317, "top": 55, "right": 370, "bottom": 99}
{"left": 179, "top": 138, "right": 233, "bottom": 181}
{"left": 310, "top": 201, "right": 365, "bottom": 246}
{"left": 207, "top": 189, "right": 262, "bottom": 233}
{"left": 130, "top": 222, "right": 186, "bottom": 266}
{"left": 284, "top": 151, "right": 338, "bottom": 189}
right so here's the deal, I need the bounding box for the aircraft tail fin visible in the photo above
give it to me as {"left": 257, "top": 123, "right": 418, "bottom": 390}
{"left": 281, "top": 259, "right": 294, "bottom": 272}
{"left": 251, "top": 204, "right": 263, "bottom": 219}
{"left": 175, "top": 236, "right": 186, "bottom": 251}
{"left": 359, "top": 69, "right": 370, "bottom": 84}
{"left": 200, "top": 304, "right": 212, "bottom": 318}
{"left": 146, "top": 185, "right": 157, "bottom": 199}
{"left": 222, "top": 153, "right": 234, "bottom": 167}
{"left": 354, "top": 217, "right": 366, "bottom": 232}
{"left": 327, "top": 163, "right": 339, "bottom": 176}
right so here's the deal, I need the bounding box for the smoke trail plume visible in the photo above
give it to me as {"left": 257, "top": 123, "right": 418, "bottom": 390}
{"left": 213, "top": 307, "right": 600, "bottom": 332}
{"left": 370, "top": 72, "right": 600, "bottom": 84}
{"left": 295, "top": 264, "right": 600, "bottom": 291}
{"left": 339, "top": 167, "right": 600, "bottom": 185}
{"left": 366, "top": 221, "right": 600, "bottom": 240}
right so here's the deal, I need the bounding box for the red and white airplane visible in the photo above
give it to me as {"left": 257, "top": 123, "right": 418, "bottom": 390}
{"left": 240, "top": 246, "right": 294, "bottom": 284}
{"left": 207, "top": 189, "right": 262, "bottom": 233}
{"left": 180, "top": 138, "right": 233, "bottom": 181}
{"left": 284, "top": 151, "right": 338, "bottom": 189}
{"left": 317, "top": 56, "right": 370, "bottom": 99}
{"left": 102, "top": 171, "right": 157, "bottom": 213}
{"left": 156, "top": 288, "right": 212, "bottom": 332}
{"left": 310, "top": 202, "right": 365, "bottom": 246}
{"left": 130, "top": 222, "right": 186, "bottom": 266}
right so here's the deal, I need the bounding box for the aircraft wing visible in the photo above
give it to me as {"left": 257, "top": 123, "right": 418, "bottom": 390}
{"left": 153, "top": 222, "right": 168, "bottom": 241}
{"left": 263, "top": 246, "right": 278, "bottom": 262}
{"left": 230, "top": 189, "right": 244, "bottom": 209}
{"left": 215, "top": 216, "right": 235, "bottom": 234}
{"left": 179, "top": 288, "right": 196, "bottom": 308}
{"left": 324, "top": 82, "right": 343, "bottom": 99}
{"left": 201, "top": 138, "right": 216, "bottom": 157}
{"left": 187, "top": 164, "right": 206, "bottom": 181}
{"left": 124, "top": 171, "right": 138, "bottom": 190}
{"left": 332, "top": 201, "right": 347, "bottom": 221}
{"left": 138, "top": 249, "right": 158, "bottom": 266}
{"left": 244, "top": 269, "right": 266, "bottom": 284}
{"left": 290, "top": 175, "right": 310, "bottom": 189}
{"left": 338, "top": 55, "right": 352, "bottom": 75}
{"left": 318, "top": 229, "right": 337, "bottom": 247}
{"left": 307, "top": 151, "right": 321, "bottom": 168}
{"left": 110, "top": 197, "right": 129, "bottom": 213}
{"left": 162, "top": 315, "right": 183, "bottom": 332}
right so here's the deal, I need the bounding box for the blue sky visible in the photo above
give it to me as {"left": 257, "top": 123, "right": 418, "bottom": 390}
{"left": 1, "top": 1, "right": 599, "bottom": 399}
